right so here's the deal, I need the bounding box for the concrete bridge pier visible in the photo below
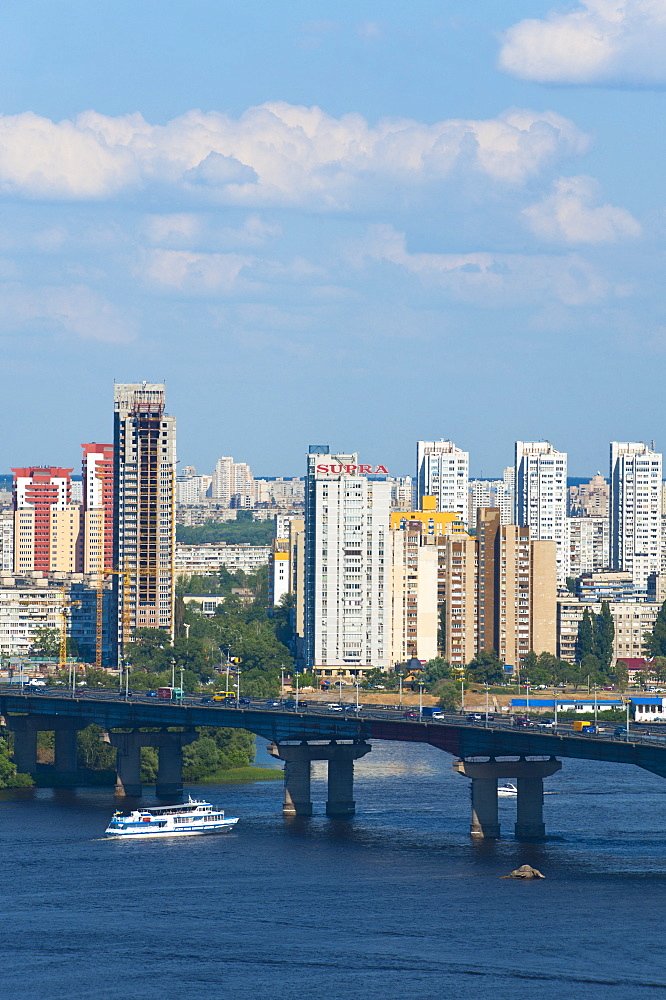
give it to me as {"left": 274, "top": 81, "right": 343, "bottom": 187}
{"left": 53, "top": 719, "right": 85, "bottom": 773}
{"left": 9, "top": 716, "right": 40, "bottom": 773}
{"left": 326, "top": 741, "right": 371, "bottom": 818}
{"left": 268, "top": 741, "right": 372, "bottom": 818}
{"left": 268, "top": 741, "right": 315, "bottom": 816}
{"left": 104, "top": 731, "right": 144, "bottom": 796}
{"left": 453, "top": 757, "right": 561, "bottom": 840}
{"left": 155, "top": 730, "right": 198, "bottom": 797}
{"left": 104, "top": 729, "right": 198, "bottom": 796}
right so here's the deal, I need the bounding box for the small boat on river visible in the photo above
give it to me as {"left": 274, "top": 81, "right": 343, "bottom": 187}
{"left": 105, "top": 797, "right": 239, "bottom": 838}
{"left": 497, "top": 783, "right": 518, "bottom": 797}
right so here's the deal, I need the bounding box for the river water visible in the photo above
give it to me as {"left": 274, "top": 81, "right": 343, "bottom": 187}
{"left": 3, "top": 739, "right": 666, "bottom": 1000}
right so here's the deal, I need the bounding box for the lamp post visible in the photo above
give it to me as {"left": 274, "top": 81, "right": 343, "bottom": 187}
{"left": 180, "top": 666, "right": 184, "bottom": 704}
{"left": 171, "top": 657, "right": 175, "bottom": 689}
{"left": 554, "top": 697, "right": 558, "bottom": 729}
{"left": 485, "top": 682, "right": 489, "bottom": 728}
{"left": 594, "top": 683, "right": 598, "bottom": 724}
{"left": 398, "top": 672, "right": 404, "bottom": 708}
{"left": 125, "top": 659, "right": 130, "bottom": 700}
{"left": 236, "top": 670, "right": 241, "bottom": 707}
{"left": 295, "top": 671, "right": 300, "bottom": 711}
{"left": 461, "top": 675, "right": 465, "bottom": 713}
{"left": 338, "top": 674, "right": 343, "bottom": 706}
{"left": 355, "top": 679, "right": 360, "bottom": 714}
{"left": 626, "top": 698, "right": 630, "bottom": 740}
{"left": 419, "top": 681, "right": 424, "bottom": 718}
{"left": 526, "top": 678, "right": 530, "bottom": 714}
{"left": 280, "top": 664, "right": 285, "bottom": 701}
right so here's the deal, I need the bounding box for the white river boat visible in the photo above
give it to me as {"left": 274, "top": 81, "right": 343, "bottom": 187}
{"left": 105, "top": 797, "right": 239, "bottom": 838}
{"left": 497, "top": 783, "right": 518, "bottom": 797}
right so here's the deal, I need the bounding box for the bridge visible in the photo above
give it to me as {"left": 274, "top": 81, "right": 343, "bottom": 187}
{"left": 3, "top": 688, "right": 666, "bottom": 839}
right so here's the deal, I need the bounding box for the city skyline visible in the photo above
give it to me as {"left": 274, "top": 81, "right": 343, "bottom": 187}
{"left": 0, "top": 2, "right": 662, "bottom": 475}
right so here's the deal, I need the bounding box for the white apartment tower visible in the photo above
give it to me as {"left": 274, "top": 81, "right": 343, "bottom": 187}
{"left": 469, "top": 467, "right": 514, "bottom": 526}
{"left": 515, "top": 442, "right": 568, "bottom": 583}
{"left": 113, "top": 383, "right": 177, "bottom": 661}
{"left": 610, "top": 442, "right": 662, "bottom": 589}
{"left": 304, "top": 448, "right": 391, "bottom": 677}
{"left": 416, "top": 440, "right": 469, "bottom": 523}
{"left": 211, "top": 457, "right": 254, "bottom": 507}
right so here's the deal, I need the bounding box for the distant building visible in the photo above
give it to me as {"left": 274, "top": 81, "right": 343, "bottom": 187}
{"left": 416, "top": 439, "right": 469, "bottom": 524}
{"left": 175, "top": 543, "right": 270, "bottom": 575}
{"left": 469, "top": 468, "right": 514, "bottom": 526}
{"left": 515, "top": 441, "right": 568, "bottom": 583}
{"left": 12, "top": 467, "right": 81, "bottom": 575}
{"left": 568, "top": 474, "right": 609, "bottom": 518}
{"left": 610, "top": 442, "right": 662, "bottom": 589}
{"left": 81, "top": 443, "right": 114, "bottom": 574}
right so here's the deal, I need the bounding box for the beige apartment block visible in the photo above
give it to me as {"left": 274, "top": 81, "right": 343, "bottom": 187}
{"left": 557, "top": 598, "right": 660, "bottom": 662}
{"left": 389, "top": 526, "right": 439, "bottom": 666}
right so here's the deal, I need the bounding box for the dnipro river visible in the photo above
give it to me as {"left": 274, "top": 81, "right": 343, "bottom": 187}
{"left": 3, "top": 739, "right": 666, "bottom": 1000}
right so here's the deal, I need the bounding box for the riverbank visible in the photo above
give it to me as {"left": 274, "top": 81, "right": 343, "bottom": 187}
{"left": 194, "top": 765, "right": 282, "bottom": 784}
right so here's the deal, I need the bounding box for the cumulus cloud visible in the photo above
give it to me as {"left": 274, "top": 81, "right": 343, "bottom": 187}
{"left": 0, "top": 102, "right": 588, "bottom": 207}
{"left": 359, "top": 224, "right": 611, "bottom": 307}
{"left": 499, "top": 0, "right": 666, "bottom": 85}
{"left": 142, "top": 212, "right": 281, "bottom": 250}
{"left": 139, "top": 249, "right": 252, "bottom": 294}
{"left": 523, "top": 176, "right": 641, "bottom": 243}
{"left": 0, "top": 283, "right": 135, "bottom": 342}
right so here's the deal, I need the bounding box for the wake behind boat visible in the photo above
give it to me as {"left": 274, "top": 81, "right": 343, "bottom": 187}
{"left": 105, "top": 797, "right": 239, "bottom": 838}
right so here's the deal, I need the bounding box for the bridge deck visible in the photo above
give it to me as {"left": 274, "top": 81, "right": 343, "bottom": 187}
{"left": 3, "top": 691, "right": 666, "bottom": 779}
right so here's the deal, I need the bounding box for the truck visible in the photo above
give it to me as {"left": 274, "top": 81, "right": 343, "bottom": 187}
{"left": 573, "top": 720, "right": 594, "bottom": 731}
{"left": 157, "top": 687, "right": 183, "bottom": 700}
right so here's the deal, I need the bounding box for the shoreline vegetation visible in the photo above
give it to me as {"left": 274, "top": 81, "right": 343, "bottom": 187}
{"left": 192, "top": 766, "right": 282, "bottom": 784}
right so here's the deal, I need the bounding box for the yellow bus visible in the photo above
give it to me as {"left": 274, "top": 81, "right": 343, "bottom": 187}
{"left": 212, "top": 691, "right": 235, "bottom": 702}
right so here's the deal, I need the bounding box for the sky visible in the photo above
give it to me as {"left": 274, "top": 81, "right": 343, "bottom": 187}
{"left": 0, "top": 0, "right": 664, "bottom": 479}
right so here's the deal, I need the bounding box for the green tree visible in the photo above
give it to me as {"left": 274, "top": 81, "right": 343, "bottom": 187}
{"left": 422, "top": 657, "right": 452, "bottom": 689}
{"left": 77, "top": 725, "right": 117, "bottom": 770}
{"left": 596, "top": 601, "right": 615, "bottom": 671}
{"left": 467, "top": 649, "right": 504, "bottom": 685}
{"left": 566, "top": 577, "right": 577, "bottom": 594}
{"left": 30, "top": 626, "right": 60, "bottom": 657}
{"left": 437, "top": 681, "right": 461, "bottom": 712}
{"left": 644, "top": 600, "right": 666, "bottom": 657}
{"left": 576, "top": 608, "right": 597, "bottom": 662}
{"left": 581, "top": 652, "right": 602, "bottom": 684}
{"left": 611, "top": 660, "right": 629, "bottom": 691}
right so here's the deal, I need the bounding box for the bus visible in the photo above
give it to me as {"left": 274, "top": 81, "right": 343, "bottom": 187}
{"left": 212, "top": 691, "right": 235, "bottom": 702}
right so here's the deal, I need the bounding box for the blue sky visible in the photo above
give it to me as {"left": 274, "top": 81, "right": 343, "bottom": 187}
{"left": 0, "top": 0, "right": 664, "bottom": 478}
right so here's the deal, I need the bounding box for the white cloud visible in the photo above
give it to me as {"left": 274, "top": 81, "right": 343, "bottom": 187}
{"left": 499, "top": 0, "right": 666, "bottom": 85}
{"left": 0, "top": 283, "right": 135, "bottom": 342}
{"left": 139, "top": 249, "right": 252, "bottom": 294}
{"left": 523, "top": 176, "right": 641, "bottom": 243}
{"left": 0, "top": 102, "right": 589, "bottom": 207}
{"left": 142, "top": 213, "right": 281, "bottom": 250}
{"left": 359, "top": 224, "right": 612, "bottom": 307}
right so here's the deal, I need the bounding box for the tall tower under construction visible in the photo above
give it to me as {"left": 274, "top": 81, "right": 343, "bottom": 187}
{"left": 113, "top": 383, "right": 176, "bottom": 663}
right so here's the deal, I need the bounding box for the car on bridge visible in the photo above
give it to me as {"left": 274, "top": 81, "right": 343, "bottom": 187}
{"left": 403, "top": 710, "right": 419, "bottom": 719}
{"left": 466, "top": 713, "right": 483, "bottom": 723}
{"left": 327, "top": 704, "right": 344, "bottom": 712}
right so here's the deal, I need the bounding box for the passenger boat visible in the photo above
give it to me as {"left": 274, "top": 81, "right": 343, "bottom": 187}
{"left": 104, "top": 797, "right": 239, "bottom": 838}
{"left": 497, "top": 783, "right": 518, "bottom": 797}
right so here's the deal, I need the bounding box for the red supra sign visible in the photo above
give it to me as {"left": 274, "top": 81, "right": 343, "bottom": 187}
{"left": 316, "top": 464, "right": 388, "bottom": 475}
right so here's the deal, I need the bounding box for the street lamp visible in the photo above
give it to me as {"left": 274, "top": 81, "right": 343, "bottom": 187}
{"left": 485, "top": 682, "right": 489, "bottom": 728}
{"left": 171, "top": 657, "right": 176, "bottom": 689}
{"left": 355, "top": 678, "right": 360, "bottom": 714}
{"left": 398, "top": 672, "right": 404, "bottom": 708}
{"left": 338, "top": 674, "right": 343, "bottom": 706}
{"left": 280, "top": 664, "right": 285, "bottom": 700}
{"left": 180, "top": 666, "right": 184, "bottom": 703}
{"left": 295, "top": 671, "right": 300, "bottom": 711}
{"left": 236, "top": 670, "right": 241, "bottom": 707}
{"left": 594, "top": 683, "right": 598, "bottom": 724}
{"left": 419, "top": 681, "right": 424, "bottom": 718}
{"left": 525, "top": 678, "right": 530, "bottom": 713}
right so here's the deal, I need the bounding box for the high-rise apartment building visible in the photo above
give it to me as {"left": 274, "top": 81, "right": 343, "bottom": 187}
{"left": 81, "top": 443, "right": 114, "bottom": 574}
{"left": 113, "top": 383, "right": 176, "bottom": 658}
{"left": 439, "top": 508, "right": 557, "bottom": 668}
{"left": 12, "top": 466, "right": 81, "bottom": 574}
{"left": 388, "top": 497, "right": 467, "bottom": 666}
{"left": 388, "top": 476, "right": 414, "bottom": 512}
{"left": 610, "top": 442, "right": 662, "bottom": 589}
{"left": 416, "top": 440, "right": 469, "bottom": 523}
{"left": 515, "top": 441, "right": 568, "bottom": 583}
{"left": 568, "top": 474, "right": 609, "bottom": 517}
{"left": 303, "top": 448, "right": 391, "bottom": 678}
{"left": 567, "top": 516, "right": 609, "bottom": 578}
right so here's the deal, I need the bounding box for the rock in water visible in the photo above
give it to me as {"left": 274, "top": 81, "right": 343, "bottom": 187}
{"left": 502, "top": 865, "right": 545, "bottom": 879}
